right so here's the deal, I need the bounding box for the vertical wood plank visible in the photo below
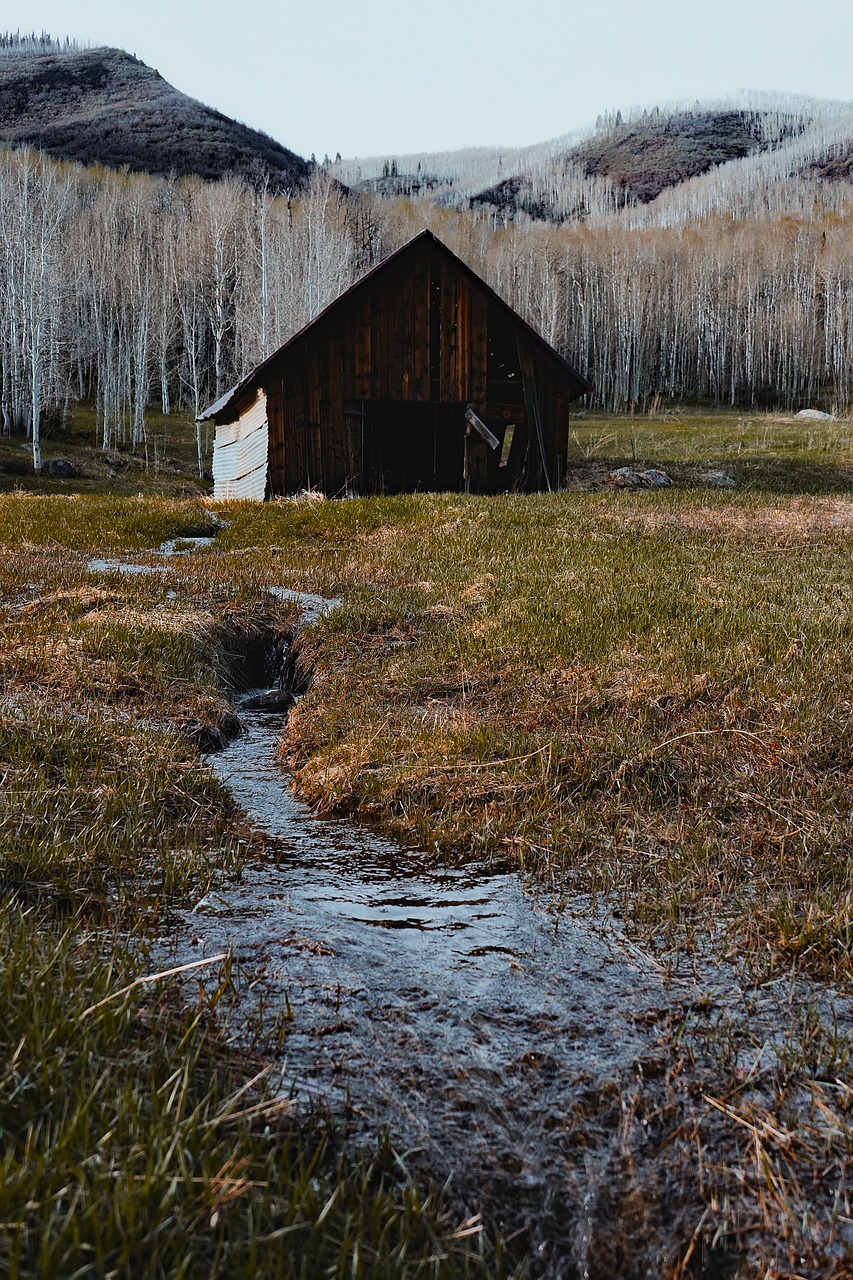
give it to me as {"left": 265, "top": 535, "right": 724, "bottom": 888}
{"left": 471, "top": 288, "right": 488, "bottom": 405}
{"left": 412, "top": 250, "right": 427, "bottom": 400}
{"left": 265, "top": 364, "right": 283, "bottom": 493}
{"left": 440, "top": 261, "right": 454, "bottom": 401}
{"left": 371, "top": 287, "right": 382, "bottom": 400}
{"left": 400, "top": 261, "right": 413, "bottom": 400}
{"left": 354, "top": 296, "right": 369, "bottom": 400}
{"left": 459, "top": 275, "right": 471, "bottom": 402}
{"left": 517, "top": 334, "right": 551, "bottom": 491}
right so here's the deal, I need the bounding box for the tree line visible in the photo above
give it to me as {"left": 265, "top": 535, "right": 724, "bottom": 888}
{"left": 2, "top": 143, "right": 853, "bottom": 473}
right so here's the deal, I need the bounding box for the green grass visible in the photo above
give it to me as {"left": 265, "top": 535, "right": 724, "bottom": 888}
{"left": 174, "top": 487, "right": 853, "bottom": 985}
{"left": 0, "top": 403, "right": 212, "bottom": 497}
{"left": 0, "top": 518, "right": 495, "bottom": 1278}
{"left": 569, "top": 407, "right": 853, "bottom": 493}
{"left": 0, "top": 915, "right": 486, "bottom": 1279}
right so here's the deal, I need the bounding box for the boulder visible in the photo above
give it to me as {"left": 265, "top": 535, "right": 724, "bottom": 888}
{"left": 41, "top": 458, "right": 79, "bottom": 478}
{"left": 698, "top": 470, "right": 736, "bottom": 489}
{"left": 794, "top": 408, "right": 835, "bottom": 421}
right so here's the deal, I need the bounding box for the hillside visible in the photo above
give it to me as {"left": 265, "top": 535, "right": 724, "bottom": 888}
{"left": 0, "top": 44, "right": 310, "bottom": 189}
{"left": 338, "top": 96, "right": 853, "bottom": 224}
{"left": 560, "top": 108, "right": 797, "bottom": 203}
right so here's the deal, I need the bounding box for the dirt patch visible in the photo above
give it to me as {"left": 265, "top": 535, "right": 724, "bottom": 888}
{"left": 672, "top": 497, "right": 853, "bottom": 542}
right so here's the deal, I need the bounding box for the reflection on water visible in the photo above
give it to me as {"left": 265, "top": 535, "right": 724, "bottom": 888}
{"left": 163, "top": 710, "right": 682, "bottom": 1265}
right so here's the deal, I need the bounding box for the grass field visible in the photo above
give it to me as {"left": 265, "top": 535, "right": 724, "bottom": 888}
{"left": 569, "top": 407, "right": 853, "bottom": 493}
{"left": 1, "top": 406, "right": 852, "bottom": 1276}
{"left": 0, "top": 405, "right": 211, "bottom": 496}
{"left": 0, "top": 498, "right": 493, "bottom": 1279}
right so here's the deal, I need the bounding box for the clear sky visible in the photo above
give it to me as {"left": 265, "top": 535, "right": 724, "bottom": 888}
{"left": 6, "top": 0, "right": 853, "bottom": 159}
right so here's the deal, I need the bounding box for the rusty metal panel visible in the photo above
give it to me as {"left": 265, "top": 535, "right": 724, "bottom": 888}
{"left": 213, "top": 389, "right": 268, "bottom": 500}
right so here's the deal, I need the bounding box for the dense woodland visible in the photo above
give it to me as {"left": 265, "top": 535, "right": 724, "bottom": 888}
{"left": 4, "top": 101, "right": 853, "bottom": 471}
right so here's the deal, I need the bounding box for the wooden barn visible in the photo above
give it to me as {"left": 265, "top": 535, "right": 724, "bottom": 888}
{"left": 200, "top": 230, "right": 592, "bottom": 499}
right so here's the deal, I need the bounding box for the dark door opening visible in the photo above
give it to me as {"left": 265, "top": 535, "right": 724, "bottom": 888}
{"left": 364, "top": 401, "right": 465, "bottom": 493}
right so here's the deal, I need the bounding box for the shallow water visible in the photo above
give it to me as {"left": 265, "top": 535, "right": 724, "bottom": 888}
{"left": 87, "top": 557, "right": 161, "bottom": 575}
{"left": 84, "top": 548, "right": 685, "bottom": 1261}
{"left": 88, "top": 533, "right": 216, "bottom": 576}
{"left": 163, "top": 709, "right": 685, "bottom": 1265}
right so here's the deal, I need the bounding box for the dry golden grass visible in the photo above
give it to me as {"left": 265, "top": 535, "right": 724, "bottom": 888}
{"left": 0, "top": 501, "right": 491, "bottom": 1279}
{"left": 2, "top": 486, "right": 853, "bottom": 1276}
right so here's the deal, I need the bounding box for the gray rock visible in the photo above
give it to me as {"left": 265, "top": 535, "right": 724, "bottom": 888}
{"left": 604, "top": 467, "right": 672, "bottom": 489}
{"left": 184, "top": 710, "right": 243, "bottom": 751}
{"left": 698, "top": 470, "right": 736, "bottom": 489}
{"left": 40, "top": 458, "right": 79, "bottom": 478}
{"left": 238, "top": 688, "right": 296, "bottom": 713}
{"left": 794, "top": 408, "right": 835, "bottom": 421}
{"left": 604, "top": 467, "right": 644, "bottom": 488}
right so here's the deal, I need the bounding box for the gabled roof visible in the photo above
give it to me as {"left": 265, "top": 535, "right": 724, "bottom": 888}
{"left": 199, "top": 228, "right": 593, "bottom": 422}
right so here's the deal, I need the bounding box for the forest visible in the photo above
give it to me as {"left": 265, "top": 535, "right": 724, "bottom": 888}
{"left": 3, "top": 92, "right": 853, "bottom": 473}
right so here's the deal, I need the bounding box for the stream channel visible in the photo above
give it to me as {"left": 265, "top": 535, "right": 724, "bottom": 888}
{"left": 151, "top": 587, "right": 698, "bottom": 1274}
{"left": 85, "top": 548, "right": 853, "bottom": 1274}
{"left": 86, "top": 545, "right": 699, "bottom": 1271}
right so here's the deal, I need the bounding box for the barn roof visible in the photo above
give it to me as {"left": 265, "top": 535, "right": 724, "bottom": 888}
{"left": 199, "top": 228, "right": 593, "bottom": 423}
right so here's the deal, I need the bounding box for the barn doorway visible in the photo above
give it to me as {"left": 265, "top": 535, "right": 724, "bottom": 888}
{"left": 364, "top": 402, "right": 465, "bottom": 494}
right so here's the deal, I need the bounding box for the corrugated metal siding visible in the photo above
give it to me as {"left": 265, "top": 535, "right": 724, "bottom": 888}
{"left": 213, "top": 391, "right": 268, "bottom": 500}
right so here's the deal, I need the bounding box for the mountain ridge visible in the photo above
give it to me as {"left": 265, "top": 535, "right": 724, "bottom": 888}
{"left": 0, "top": 44, "right": 310, "bottom": 189}
{"left": 336, "top": 94, "right": 853, "bottom": 224}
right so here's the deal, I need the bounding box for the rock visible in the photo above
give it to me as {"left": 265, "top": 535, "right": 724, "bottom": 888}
{"left": 604, "top": 467, "right": 672, "bottom": 489}
{"left": 183, "top": 709, "right": 243, "bottom": 751}
{"left": 698, "top": 470, "right": 736, "bottom": 489}
{"left": 794, "top": 408, "right": 835, "bottom": 421}
{"left": 40, "top": 458, "right": 79, "bottom": 478}
{"left": 604, "top": 467, "right": 644, "bottom": 488}
{"left": 238, "top": 688, "right": 296, "bottom": 713}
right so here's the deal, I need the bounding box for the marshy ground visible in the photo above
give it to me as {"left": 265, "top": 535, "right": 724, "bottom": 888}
{"left": 1, "top": 408, "right": 853, "bottom": 1277}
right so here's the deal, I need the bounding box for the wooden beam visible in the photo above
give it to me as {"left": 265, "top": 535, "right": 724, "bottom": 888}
{"left": 516, "top": 336, "right": 552, "bottom": 491}
{"left": 464, "top": 406, "right": 500, "bottom": 450}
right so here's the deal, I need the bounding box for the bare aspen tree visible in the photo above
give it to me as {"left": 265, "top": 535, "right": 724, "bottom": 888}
{"left": 0, "top": 152, "right": 70, "bottom": 470}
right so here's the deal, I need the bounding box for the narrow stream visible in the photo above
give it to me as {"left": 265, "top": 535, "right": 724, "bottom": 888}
{"left": 85, "top": 551, "right": 692, "bottom": 1269}
{"left": 87, "top": 556, "right": 853, "bottom": 1272}
{"left": 165, "top": 703, "right": 687, "bottom": 1269}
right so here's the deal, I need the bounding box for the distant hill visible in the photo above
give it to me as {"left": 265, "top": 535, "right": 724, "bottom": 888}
{"left": 0, "top": 44, "right": 310, "bottom": 189}
{"left": 558, "top": 109, "right": 799, "bottom": 204}
{"left": 338, "top": 96, "right": 853, "bottom": 225}
{"left": 808, "top": 144, "right": 853, "bottom": 182}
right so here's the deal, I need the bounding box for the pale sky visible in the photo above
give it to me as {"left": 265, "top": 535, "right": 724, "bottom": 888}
{"left": 6, "top": 0, "right": 853, "bottom": 159}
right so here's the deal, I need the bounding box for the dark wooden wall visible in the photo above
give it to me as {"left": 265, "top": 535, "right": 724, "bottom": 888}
{"left": 248, "top": 237, "right": 579, "bottom": 496}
